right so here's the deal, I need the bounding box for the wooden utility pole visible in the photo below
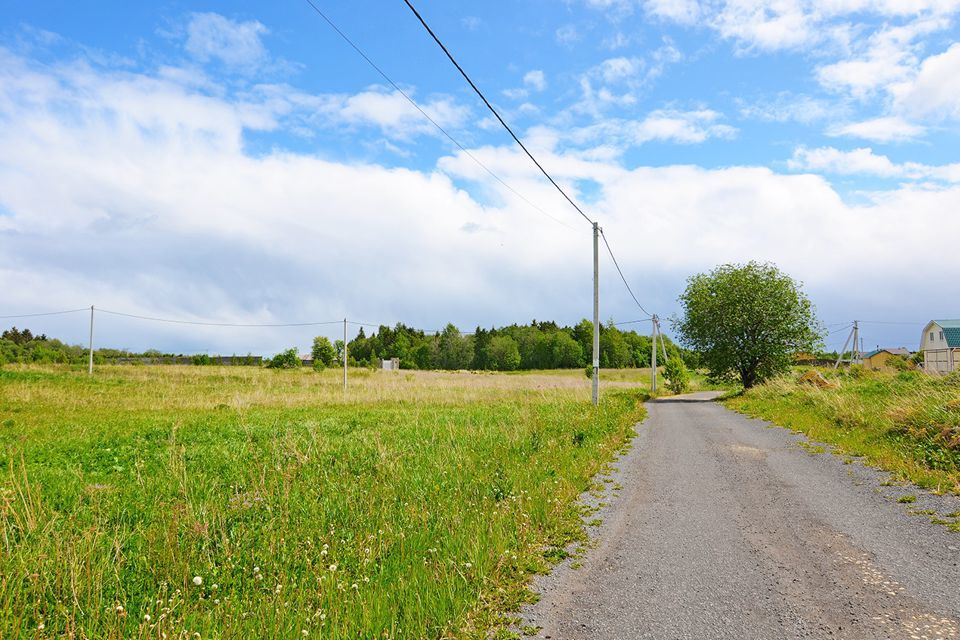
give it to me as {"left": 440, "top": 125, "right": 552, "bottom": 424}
{"left": 651, "top": 315, "right": 658, "bottom": 393}
{"left": 343, "top": 318, "right": 348, "bottom": 392}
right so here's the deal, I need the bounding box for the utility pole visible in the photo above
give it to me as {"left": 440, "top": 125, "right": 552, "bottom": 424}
{"left": 658, "top": 317, "right": 668, "bottom": 363}
{"left": 592, "top": 222, "right": 600, "bottom": 407}
{"left": 651, "top": 315, "right": 658, "bottom": 393}
{"left": 88, "top": 305, "right": 95, "bottom": 375}
{"left": 343, "top": 318, "right": 348, "bottom": 392}
{"left": 834, "top": 320, "right": 861, "bottom": 369}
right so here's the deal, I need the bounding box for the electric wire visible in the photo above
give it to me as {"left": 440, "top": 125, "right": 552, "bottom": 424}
{"left": 301, "top": 0, "right": 574, "bottom": 231}
{"left": 400, "top": 0, "right": 663, "bottom": 322}
{"left": 97, "top": 308, "right": 343, "bottom": 328}
{"left": 0, "top": 308, "right": 89, "bottom": 319}
{"left": 599, "top": 229, "right": 652, "bottom": 318}
{"left": 400, "top": 0, "right": 594, "bottom": 227}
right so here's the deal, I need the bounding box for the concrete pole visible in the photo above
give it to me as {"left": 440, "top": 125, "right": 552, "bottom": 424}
{"left": 651, "top": 315, "right": 658, "bottom": 393}
{"left": 852, "top": 320, "right": 860, "bottom": 364}
{"left": 343, "top": 318, "right": 348, "bottom": 392}
{"left": 88, "top": 305, "right": 95, "bottom": 375}
{"left": 834, "top": 323, "right": 853, "bottom": 369}
{"left": 592, "top": 222, "right": 600, "bottom": 407}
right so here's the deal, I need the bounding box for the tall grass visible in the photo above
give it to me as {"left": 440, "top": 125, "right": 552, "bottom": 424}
{"left": 0, "top": 365, "right": 645, "bottom": 639}
{"left": 725, "top": 368, "right": 960, "bottom": 495}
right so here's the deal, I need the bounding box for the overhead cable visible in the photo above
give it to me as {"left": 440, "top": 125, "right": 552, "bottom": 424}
{"left": 400, "top": 0, "right": 594, "bottom": 227}
{"left": 599, "top": 229, "right": 652, "bottom": 318}
{"left": 0, "top": 308, "right": 89, "bottom": 319}
{"left": 301, "top": 0, "right": 574, "bottom": 230}
{"left": 97, "top": 308, "right": 343, "bottom": 328}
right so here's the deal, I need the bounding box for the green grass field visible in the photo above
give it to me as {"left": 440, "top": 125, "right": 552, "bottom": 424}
{"left": 725, "top": 368, "right": 960, "bottom": 501}
{"left": 0, "top": 365, "right": 648, "bottom": 639}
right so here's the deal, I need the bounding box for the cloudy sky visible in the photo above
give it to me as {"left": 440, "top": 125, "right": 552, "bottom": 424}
{"left": 2, "top": 0, "right": 958, "bottom": 355}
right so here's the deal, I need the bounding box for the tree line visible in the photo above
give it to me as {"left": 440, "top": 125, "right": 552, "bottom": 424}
{"left": 341, "top": 320, "right": 694, "bottom": 371}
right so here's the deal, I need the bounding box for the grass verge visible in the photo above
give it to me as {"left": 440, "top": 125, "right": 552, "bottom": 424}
{"left": 724, "top": 368, "right": 960, "bottom": 498}
{"left": 0, "top": 365, "right": 645, "bottom": 639}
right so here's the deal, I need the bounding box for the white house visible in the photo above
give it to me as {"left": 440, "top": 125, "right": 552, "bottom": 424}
{"left": 921, "top": 320, "right": 960, "bottom": 373}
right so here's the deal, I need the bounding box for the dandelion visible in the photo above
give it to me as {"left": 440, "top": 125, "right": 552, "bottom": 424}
{"left": 464, "top": 562, "right": 472, "bottom": 569}
{"left": 351, "top": 583, "right": 358, "bottom": 590}
{"left": 254, "top": 566, "right": 261, "bottom": 574}
{"left": 302, "top": 630, "right": 309, "bottom": 637}
{"left": 38, "top": 622, "right": 45, "bottom": 631}
{"left": 192, "top": 576, "right": 203, "bottom": 586}
{"left": 115, "top": 605, "right": 124, "bottom": 613}
{"left": 212, "top": 583, "right": 218, "bottom": 590}
{"left": 328, "top": 564, "right": 337, "bottom": 572}
{"left": 144, "top": 614, "right": 151, "bottom": 622}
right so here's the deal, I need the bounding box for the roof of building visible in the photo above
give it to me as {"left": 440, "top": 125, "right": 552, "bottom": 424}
{"left": 865, "top": 347, "right": 911, "bottom": 359}
{"left": 930, "top": 320, "right": 960, "bottom": 348}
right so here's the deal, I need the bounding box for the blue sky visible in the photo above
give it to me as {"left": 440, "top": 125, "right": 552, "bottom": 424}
{"left": 2, "top": 0, "right": 959, "bottom": 354}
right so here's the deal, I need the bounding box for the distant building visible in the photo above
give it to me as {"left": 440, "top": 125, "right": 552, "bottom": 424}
{"left": 921, "top": 320, "right": 960, "bottom": 373}
{"left": 862, "top": 347, "right": 911, "bottom": 372}
{"left": 381, "top": 357, "right": 400, "bottom": 371}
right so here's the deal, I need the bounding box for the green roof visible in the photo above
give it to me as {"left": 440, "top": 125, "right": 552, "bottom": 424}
{"left": 933, "top": 320, "right": 960, "bottom": 348}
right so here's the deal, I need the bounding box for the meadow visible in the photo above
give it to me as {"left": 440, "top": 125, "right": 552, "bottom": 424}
{"left": 0, "top": 365, "right": 650, "bottom": 639}
{"left": 726, "top": 368, "right": 960, "bottom": 504}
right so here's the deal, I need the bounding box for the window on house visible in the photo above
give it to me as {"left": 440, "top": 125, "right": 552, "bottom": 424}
{"left": 941, "top": 331, "right": 945, "bottom": 341}
{"left": 931, "top": 331, "right": 935, "bottom": 341}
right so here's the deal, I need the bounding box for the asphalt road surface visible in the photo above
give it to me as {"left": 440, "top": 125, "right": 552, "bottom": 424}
{"left": 523, "top": 392, "right": 960, "bottom": 640}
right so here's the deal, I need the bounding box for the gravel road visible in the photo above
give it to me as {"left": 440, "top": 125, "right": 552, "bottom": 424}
{"left": 522, "top": 392, "right": 960, "bottom": 639}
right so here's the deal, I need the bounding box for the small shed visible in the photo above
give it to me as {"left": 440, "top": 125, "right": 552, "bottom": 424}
{"left": 862, "top": 347, "right": 910, "bottom": 372}
{"left": 921, "top": 320, "right": 960, "bottom": 374}
{"left": 381, "top": 357, "right": 400, "bottom": 371}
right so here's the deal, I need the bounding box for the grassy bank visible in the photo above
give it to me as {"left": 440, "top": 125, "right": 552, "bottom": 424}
{"left": 725, "top": 369, "right": 960, "bottom": 500}
{"left": 0, "top": 366, "right": 646, "bottom": 639}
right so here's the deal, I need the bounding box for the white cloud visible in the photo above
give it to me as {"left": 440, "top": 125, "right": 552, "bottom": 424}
{"left": 523, "top": 70, "right": 547, "bottom": 92}
{"left": 739, "top": 93, "right": 842, "bottom": 123}
{"left": 828, "top": 116, "right": 926, "bottom": 142}
{"left": 890, "top": 42, "right": 960, "bottom": 120}
{"left": 555, "top": 25, "right": 581, "bottom": 46}
{"left": 564, "top": 109, "right": 738, "bottom": 148}
{"left": 460, "top": 16, "right": 482, "bottom": 31}
{"left": 184, "top": 13, "right": 268, "bottom": 68}
{"left": 644, "top": 0, "right": 702, "bottom": 25}
{"left": 816, "top": 16, "right": 948, "bottom": 98}
{"left": 788, "top": 145, "right": 960, "bottom": 181}
{"left": 711, "top": 0, "right": 817, "bottom": 52}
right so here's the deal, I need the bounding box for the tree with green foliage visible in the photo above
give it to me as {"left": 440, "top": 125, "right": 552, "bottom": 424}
{"left": 436, "top": 324, "right": 473, "bottom": 370}
{"left": 311, "top": 336, "right": 336, "bottom": 369}
{"left": 486, "top": 335, "right": 521, "bottom": 371}
{"left": 663, "top": 356, "right": 690, "bottom": 394}
{"left": 266, "top": 348, "right": 301, "bottom": 369}
{"left": 673, "top": 262, "right": 822, "bottom": 388}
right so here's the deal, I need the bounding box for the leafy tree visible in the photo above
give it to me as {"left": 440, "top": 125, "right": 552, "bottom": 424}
{"left": 663, "top": 356, "right": 690, "bottom": 394}
{"left": 436, "top": 324, "right": 473, "bottom": 370}
{"left": 673, "top": 262, "right": 822, "bottom": 388}
{"left": 486, "top": 336, "right": 521, "bottom": 371}
{"left": 311, "top": 336, "right": 336, "bottom": 369}
{"left": 267, "top": 348, "right": 301, "bottom": 369}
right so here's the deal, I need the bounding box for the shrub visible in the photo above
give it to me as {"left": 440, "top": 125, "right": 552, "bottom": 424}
{"left": 664, "top": 356, "right": 690, "bottom": 394}
{"left": 267, "top": 348, "right": 301, "bottom": 369}
{"left": 192, "top": 354, "right": 212, "bottom": 366}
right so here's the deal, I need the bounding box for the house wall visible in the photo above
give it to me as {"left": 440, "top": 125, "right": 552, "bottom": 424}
{"left": 864, "top": 351, "right": 896, "bottom": 372}
{"left": 924, "top": 349, "right": 954, "bottom": 374}
{"left": 921, "top": 323, "right": 949, "bottom": 351}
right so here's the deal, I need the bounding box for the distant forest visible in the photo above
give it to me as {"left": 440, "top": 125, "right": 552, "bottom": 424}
{"left": 344, "top": 321, "right": 692, "bottom": 371}
{"left": 1, "top": 321, "right": 697, "bottom": 371}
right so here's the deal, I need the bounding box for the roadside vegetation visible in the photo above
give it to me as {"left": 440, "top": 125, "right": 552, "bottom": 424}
{"left": 0, "top": 365, "right": 646, "bottom": 639}
{"left": 725, "top": 368, "right": 960, "bottom": 505}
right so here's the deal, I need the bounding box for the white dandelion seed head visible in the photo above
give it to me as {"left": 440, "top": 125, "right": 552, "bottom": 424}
{"left": 192, "top": 576, "right": 203, "bottom": 586}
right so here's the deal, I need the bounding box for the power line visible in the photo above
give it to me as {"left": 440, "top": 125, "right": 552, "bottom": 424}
{"left": 301, "top": 0, "right": 574, "bottom": 231}
{"left": 97, "top": 308, "right": 343, "bottom": 328}
{"left": 400, "top": 0, "right": 594, "bottom": 227}
{"left": 0, "top": 308, "right": 89, "bottom": 319}
{"left": 599, "top": 229, "right": 652, "bottom": 318}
